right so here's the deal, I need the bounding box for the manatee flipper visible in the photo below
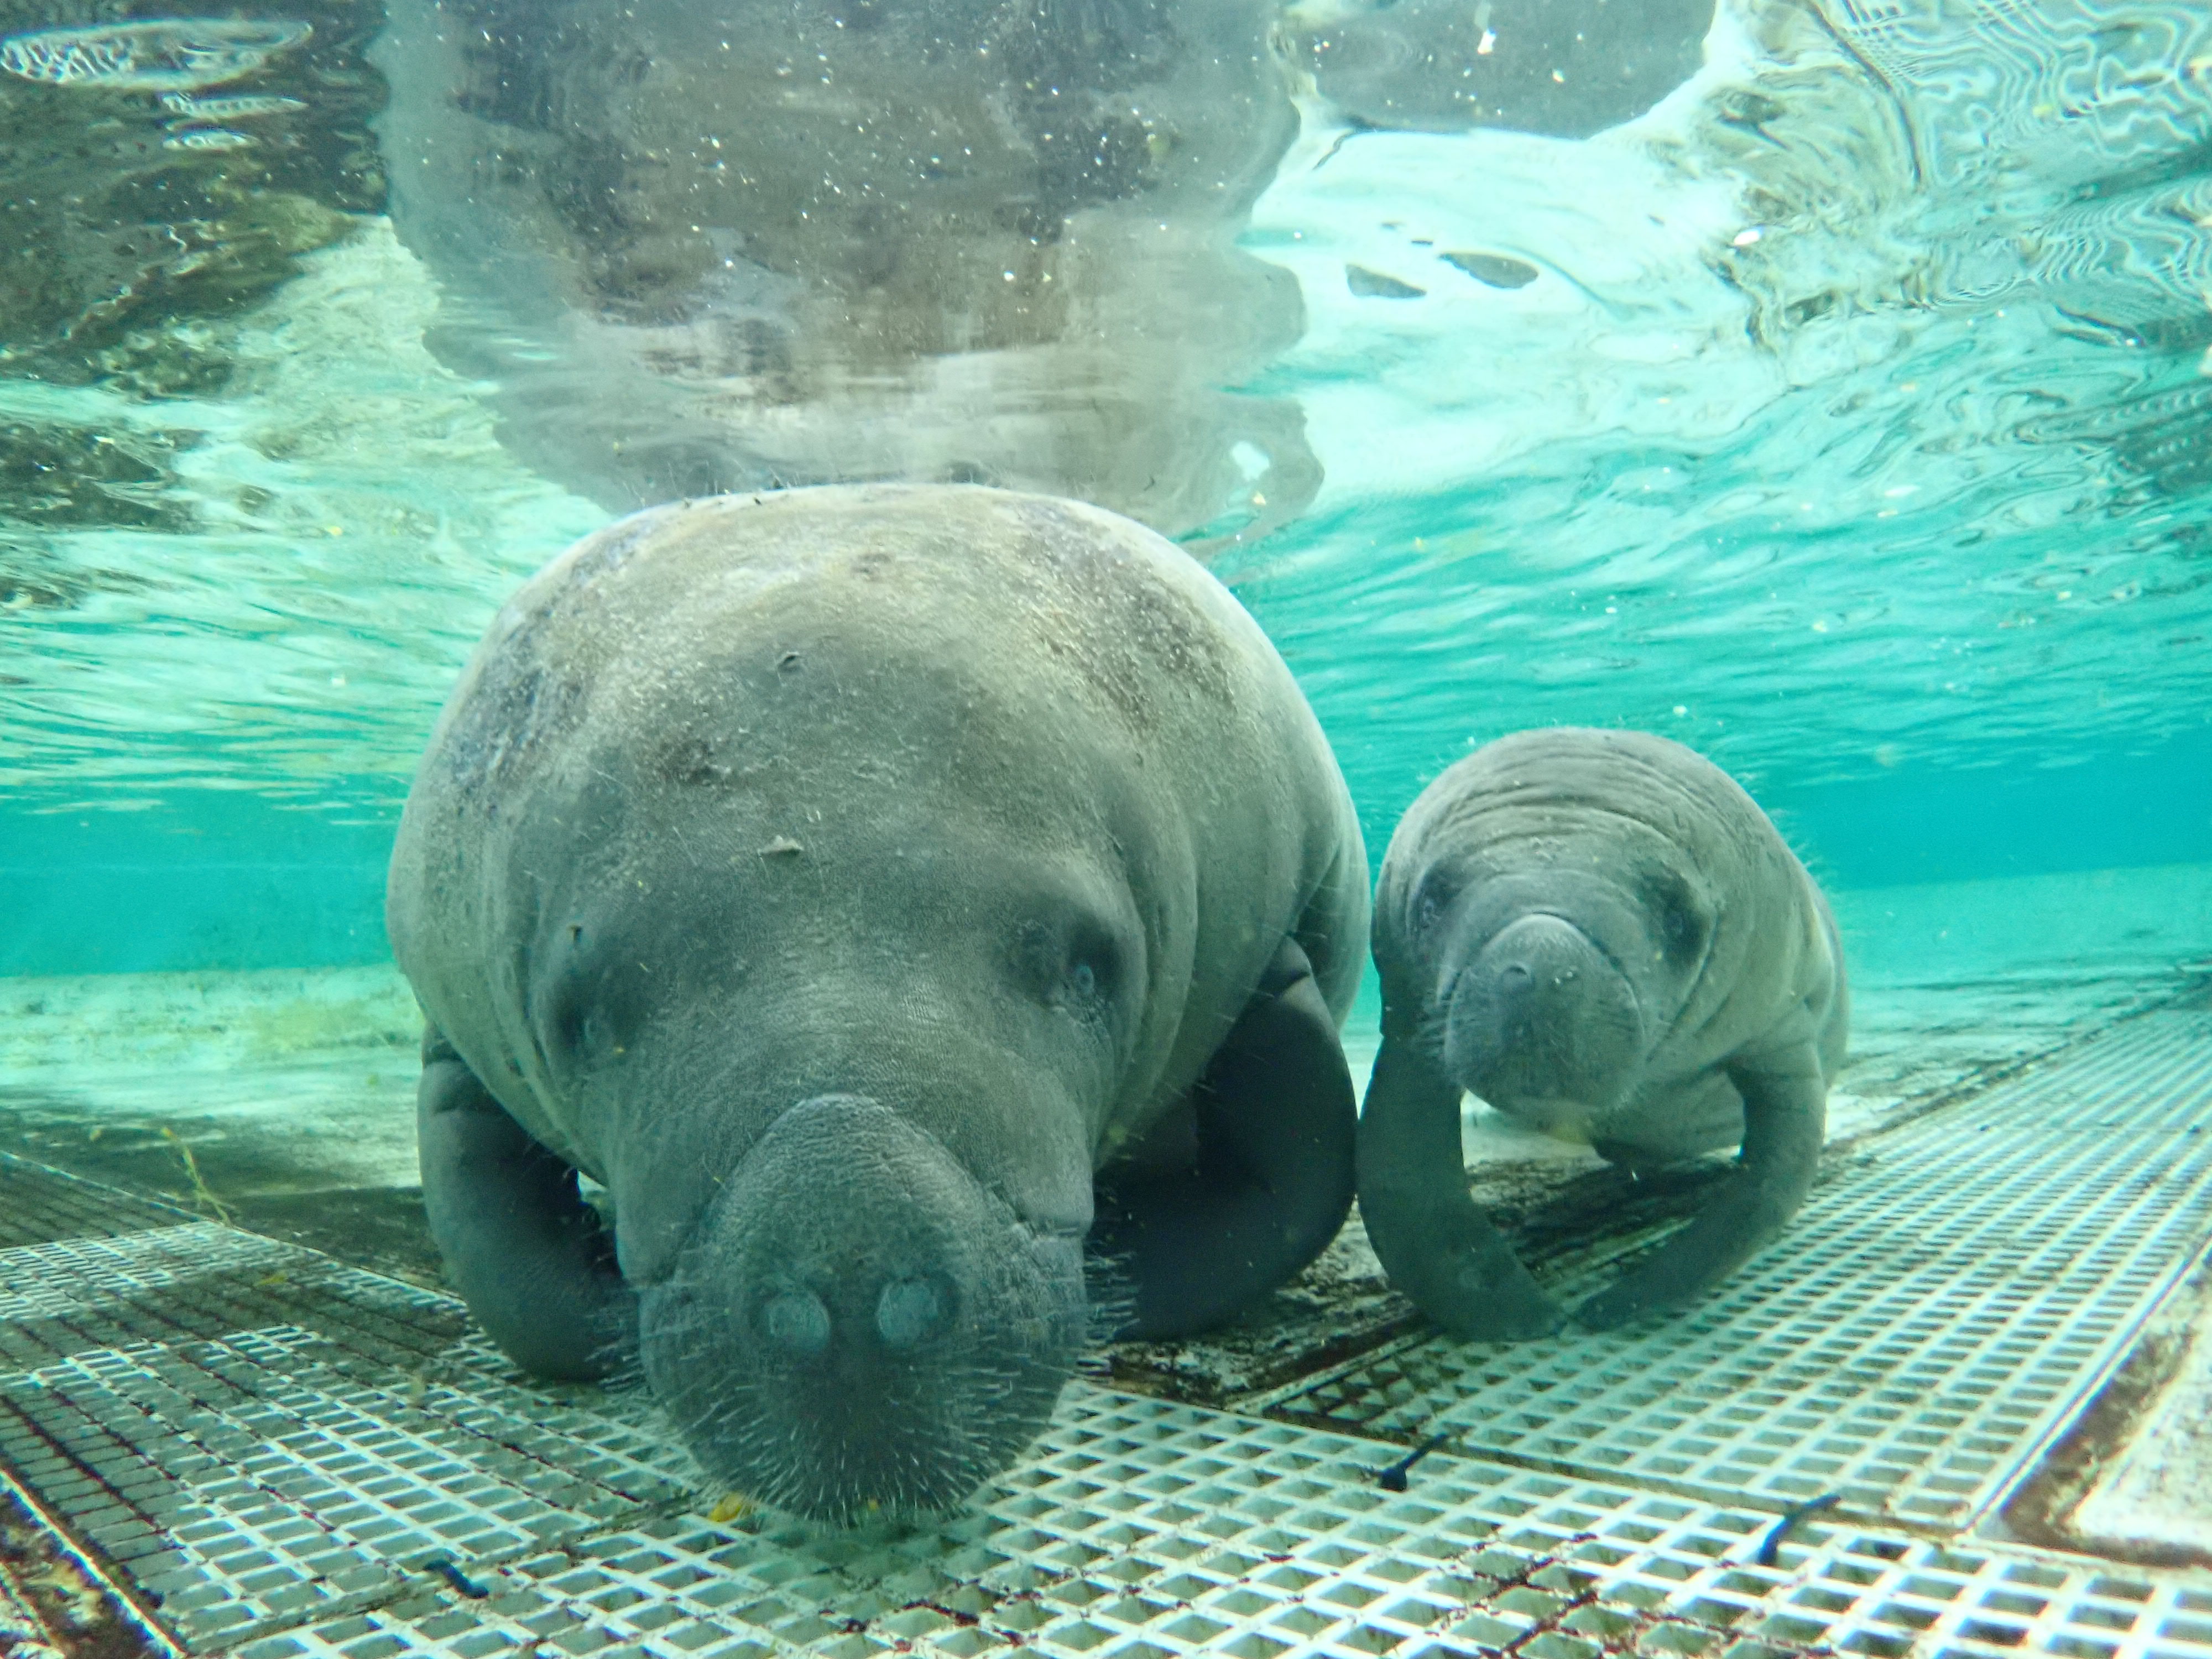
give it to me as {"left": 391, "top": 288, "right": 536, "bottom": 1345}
{"left": 416, "top": 1029, "right": 639, "bottom": 1379}
{"left": 1093, "top": 940, "right": 1356, "bottom": 1340}
{"left": 1572, "top": 1048, "right": 1826, "bottom": 1331}
{"left": 1356, "top": 1010, "right": 1566, "bottom": 1342}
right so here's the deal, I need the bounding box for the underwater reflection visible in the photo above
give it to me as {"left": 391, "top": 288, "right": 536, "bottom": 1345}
{"left": 368, "top": 0, "right": 1316, "bottom": 546}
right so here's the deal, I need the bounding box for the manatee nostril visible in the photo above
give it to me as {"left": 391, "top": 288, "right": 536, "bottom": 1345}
{"left": 1502, "top": 962, "right": 1533, "bottom": 986}
{"left": 760, "top": 1290, "right": 832, "bottom": 1355}
{"left": 875, "top": 1276, "right": 943, "bottom": 1349}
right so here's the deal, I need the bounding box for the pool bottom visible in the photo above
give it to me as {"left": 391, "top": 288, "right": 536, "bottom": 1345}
{"left": 4, "top": 866, "right": 2212, "bottom": 1658}
{"left": 3, "top": 1125, "right": 2211, "bottom": 1659}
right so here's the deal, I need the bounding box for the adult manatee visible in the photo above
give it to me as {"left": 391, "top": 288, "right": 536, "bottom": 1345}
{"left": 386, "top": 484, "right": 1368, "bottom": 1519}
{"left": 1360, "top": 727, "right": 1846, "bottom": 1337}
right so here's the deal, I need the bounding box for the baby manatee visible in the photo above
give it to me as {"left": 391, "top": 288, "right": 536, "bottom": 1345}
{"left": 1360, "top": 727, "right": 1847, "bottom": 1337}
{"left": 387, "top": 484, "right": 1369, "bottom": 1520}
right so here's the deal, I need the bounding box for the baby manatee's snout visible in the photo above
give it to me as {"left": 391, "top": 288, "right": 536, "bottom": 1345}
{"left": 640, "top": 1094, "right": 1087, "bottom": 1524}
{"left": 1443, "top": 913, "right": 1647, "bottom": 1126}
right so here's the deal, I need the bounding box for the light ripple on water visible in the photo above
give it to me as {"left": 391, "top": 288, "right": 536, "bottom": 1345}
{"left": 0, "top": 18, "right": 311, "bottom": 93}
{"left": 2, "top": 0, "right": 2209, "bottom": 828}
{"left": 1218, "top": 0, "right": 2212, "bottom": 827}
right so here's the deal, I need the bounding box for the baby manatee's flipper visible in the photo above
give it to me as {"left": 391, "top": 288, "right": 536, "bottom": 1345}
{"left": 1573, "top": 1050, "right": 1826, "bottom": 1331}
{"left": 1093, "top": 938, "right": 1356, "bottom": 1340}
{"left": 1357, "top": 1009, "right": 1565, "bottom": 1341}
{"left": 416, "top": 1028, "right": 639, "bottom": 1379}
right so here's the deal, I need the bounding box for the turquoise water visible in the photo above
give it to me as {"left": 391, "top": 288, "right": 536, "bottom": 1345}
{"left": 3, "top": 0, "right": 2210, "bottom": 974}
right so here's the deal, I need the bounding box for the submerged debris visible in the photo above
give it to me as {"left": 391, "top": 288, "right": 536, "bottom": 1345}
{"left": 1347, "top": 263, "right": 1427, "bottom": 299}
{"left": 0, "top": 18, "right": 311, "bottom": 92}
{"left": 421, "top": 1556, "right": 487, "bottom": 1599}
{"left": 1755, "top": 1492, "right": 1843, "bottom": 1566}
{"left": 1, "top": 1490, "right": 145, "bottom": 1659}
{"left": 0, "top": 421, "right": 195, "bottom": 534}
{"left": 159, "top": 1125, "right": 234, "bottom": 1224}
{"left": 1443, "top": 249, "right": 1541, "bottom": 289}
{"left": 1375, "top": 1432, "right": 1448, "bottom": 1491}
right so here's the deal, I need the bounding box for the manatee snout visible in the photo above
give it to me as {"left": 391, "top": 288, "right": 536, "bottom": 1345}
{"left": 640, "top": 1094, "right": 1088, "bottom": 1522}
{"left": 1442, "top": 913, "right": 1646, "bottom": 1123}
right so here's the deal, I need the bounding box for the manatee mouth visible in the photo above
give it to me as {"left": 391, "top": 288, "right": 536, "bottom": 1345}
{"left": 1442, "top": 912, "right": 1647, "bottom": 1117}
{"left": 639, "top": 1094, "right": 1088, "bottom": 1522}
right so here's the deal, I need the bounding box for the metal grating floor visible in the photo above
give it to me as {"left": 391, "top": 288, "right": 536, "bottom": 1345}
{"left": 1272, "top": 1009, "right": 2212, "bottom": 1529}
{"left": 1, "top": 1008, "right": 2210, "bottom": 1659}
{"left": 204, "top": 1392, "right": 2212, "bottom": 1659}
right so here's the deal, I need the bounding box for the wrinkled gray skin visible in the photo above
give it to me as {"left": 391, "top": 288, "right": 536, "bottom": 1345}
{"left": 387, "top": 485, "right": 1368, "bottom": 1520}
{"left": 1360, "top": 727, "right": 1847, "bottom": 1338}
{"left": 367, "top": 0, "right": 1316, "bottom": 549}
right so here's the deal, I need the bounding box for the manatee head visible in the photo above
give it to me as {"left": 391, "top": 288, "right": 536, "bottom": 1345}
{"left": 512, "top": 750, "right": 1141, "bottom": 1520}
{"left": 1411, "top": 860, "right": 1714, "bottom": 1134}
{"left": 635, "top": 1095, "right": 1090, "bottom": 1523}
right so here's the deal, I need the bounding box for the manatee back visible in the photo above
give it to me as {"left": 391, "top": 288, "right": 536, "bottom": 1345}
{"left": 387, "top": 484, "right": 1366, "bottom": 1159}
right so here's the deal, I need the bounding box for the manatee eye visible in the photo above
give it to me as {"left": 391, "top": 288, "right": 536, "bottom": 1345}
{"left": 576, "top": 1010, "right": 623, "bottom": 1057}
{"left": 1010, "top": 916, "right": 1120, "bottom": 1019}
{"left": 1663, "top": 907, "right": 1709, "bottom": 963}
{"left": 1411, "top": 870, "right": 1459, "bottom": 933}
{"left": 538, "top": 928, "right": 592, "bottom": 1058}
{"left": 1637, "top": 869, "right": 1710, "bottom": 967}
{"left": 1061, "top": 926, "right": 1122, "bottom": 1013}
{"left": 536, "top": 920, "right": 642, "bottom": 1065}
{"left": 541, "top": 985, "right": 608, "bottom": 1067}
